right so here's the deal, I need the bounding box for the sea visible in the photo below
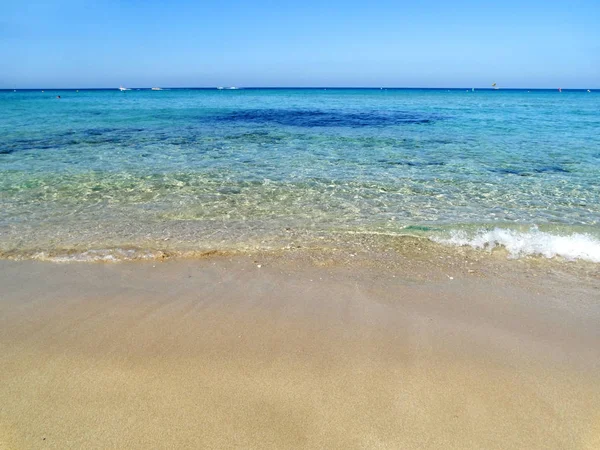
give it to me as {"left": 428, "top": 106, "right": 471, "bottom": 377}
{"left": 1, "top": 88, "right": 599, "bottom": 262}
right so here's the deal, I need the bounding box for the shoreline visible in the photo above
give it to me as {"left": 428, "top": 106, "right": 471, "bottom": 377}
{"left": 1, "top": 252, "right": 599, "bottom": 448}
{"left": 2, "top": 228, "right": 600, "bottom": 268}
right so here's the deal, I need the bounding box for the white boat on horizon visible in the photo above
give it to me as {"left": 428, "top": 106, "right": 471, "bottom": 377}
{"left": 151, "top": 87, "right": 163, "bottom": 91}
{"left": 119, "top": 86, "right": 131, "bottom": 91}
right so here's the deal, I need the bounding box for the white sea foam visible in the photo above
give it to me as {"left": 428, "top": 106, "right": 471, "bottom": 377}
{"left": 433, "top": 227, "right": 600, "bottom": 263}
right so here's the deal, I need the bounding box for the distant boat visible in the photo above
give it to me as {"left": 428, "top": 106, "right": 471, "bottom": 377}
{"left": 118, "top": 86, "right": 131, "bottom": 91}
{"left": 558, "top": 88, "right": 562, "bottom": 93}
{"left": 217, "top": 87, "right": 224, "bottom": 90}
{"left": 226, "top": 87, "right": 238, "bottom": 90}
{"left": 492, "top": 83, "right": 499, "bottom": 90}
{"left": 588, "top": 89, "right": 592, "bottom": 93}
{"left": 151, "top": 87, "right": 163, "bottom": 91}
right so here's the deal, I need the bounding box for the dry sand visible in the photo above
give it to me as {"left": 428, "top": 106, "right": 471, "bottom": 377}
{"left": 0, "top": 252, "right": 599, "bottom": 449}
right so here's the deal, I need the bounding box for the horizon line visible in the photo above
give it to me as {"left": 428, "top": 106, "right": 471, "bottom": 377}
{"left": 1, "top": 86, "right": 597, "bottom": 91}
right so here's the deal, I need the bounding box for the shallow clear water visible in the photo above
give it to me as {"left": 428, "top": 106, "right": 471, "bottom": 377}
{"left": 1, "top": 88, "right": 599, "bottom": 261}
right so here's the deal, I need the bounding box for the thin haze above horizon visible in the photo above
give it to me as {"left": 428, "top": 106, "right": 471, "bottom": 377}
{"left": 1, "top": 0, "right": 599, "bottom": 89}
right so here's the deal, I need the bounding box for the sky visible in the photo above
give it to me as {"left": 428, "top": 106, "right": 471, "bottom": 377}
{"left": 1, "top": 0, "right": 599, "bottom": 88}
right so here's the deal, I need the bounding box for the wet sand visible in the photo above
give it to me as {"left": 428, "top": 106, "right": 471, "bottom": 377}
{"left": 0, "top": 252, "right": 599, "bottom": 449}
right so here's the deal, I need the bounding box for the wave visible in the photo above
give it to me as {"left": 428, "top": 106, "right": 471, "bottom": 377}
{"left": 432, "top": 227, "right": 600, "bottom": 263}
{"left": 3, "top": 227, "right": 600, "bottom": 264}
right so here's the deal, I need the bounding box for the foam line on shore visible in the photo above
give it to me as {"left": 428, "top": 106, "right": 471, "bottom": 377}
{"left": 433, "top": 227, "right": 600, "bottom": 263}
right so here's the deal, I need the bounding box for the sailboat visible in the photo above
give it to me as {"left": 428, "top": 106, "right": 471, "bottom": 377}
{"left": 492, "top": 83, "right": 499, "bottom": 90}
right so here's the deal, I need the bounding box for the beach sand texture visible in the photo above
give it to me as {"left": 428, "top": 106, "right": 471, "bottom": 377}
{"left": 0, "top": 253, "right": 599, "bottom": 449}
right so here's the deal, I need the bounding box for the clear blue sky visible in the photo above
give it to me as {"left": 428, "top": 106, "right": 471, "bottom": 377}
{"left": 1, "top": 0, "right": 599, "bottom": 88}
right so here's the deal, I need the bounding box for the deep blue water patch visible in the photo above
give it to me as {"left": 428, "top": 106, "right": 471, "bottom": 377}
{"left": 217, "top": 109, "right": 439, "bottom": 128}
{"left": 1, "top": 138, "right": 60, "bottom": 153}
{"left": 83, "top": 128, "right": 121, "bottom": 136}
{"left": 226, "top": 131, "right": 289, "bottom": 144}
{"left": 1, "top": 127, "right": 155, "bottom": 155}
{"left": 490, "top": 165, "right": 571, "bottom": 176}
{"left": 380, "top": 160, "right": 446, "bottom": 167}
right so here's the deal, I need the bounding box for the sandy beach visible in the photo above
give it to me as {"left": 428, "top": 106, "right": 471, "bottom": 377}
{"left": 0, "top": 250, "right": 599, "bottom": 449}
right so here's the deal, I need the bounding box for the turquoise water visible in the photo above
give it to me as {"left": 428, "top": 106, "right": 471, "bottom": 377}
{"left": 1, "top": 88, "right": 599, "bottom": 261}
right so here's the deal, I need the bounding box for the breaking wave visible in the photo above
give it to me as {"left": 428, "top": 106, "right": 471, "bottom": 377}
{"left": 433, "top": 227, "right": 600, "bottom": 263}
